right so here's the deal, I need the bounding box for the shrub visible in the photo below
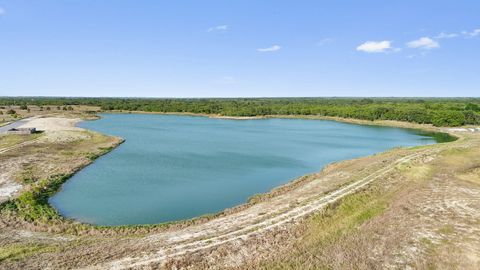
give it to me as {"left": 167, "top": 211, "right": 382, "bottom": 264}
{"left": 13, "top": 175, "right": 69, "bottom": 222}
{"left": 432, "top": 111, "right": 465, "bottom": 127}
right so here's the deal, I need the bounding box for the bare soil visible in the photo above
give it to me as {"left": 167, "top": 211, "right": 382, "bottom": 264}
{"left": 0, "top": 114, "right": 479, "bottom": 270}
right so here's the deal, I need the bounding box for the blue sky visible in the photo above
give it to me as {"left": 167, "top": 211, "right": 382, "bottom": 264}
{"left": 0, "top": 1, "right": 479, "bottom": 97}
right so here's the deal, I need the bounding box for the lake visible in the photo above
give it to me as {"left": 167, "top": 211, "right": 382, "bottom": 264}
{"left": 50, "top": 114, "right": 443, "bottom": 226}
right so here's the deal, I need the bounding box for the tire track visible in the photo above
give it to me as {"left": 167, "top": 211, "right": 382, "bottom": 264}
{"left": 0, "top": 138, "right": 41, "bottom": 155}
{"left": 87, "top": 148, "right": 439, "bottom": 270}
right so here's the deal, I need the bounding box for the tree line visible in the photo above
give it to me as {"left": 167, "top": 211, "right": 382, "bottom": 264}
{"left": 1, "top": 97, "right": 480, "bottom": 127}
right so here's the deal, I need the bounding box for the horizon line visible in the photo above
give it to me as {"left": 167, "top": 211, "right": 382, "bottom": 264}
{"left": 1, "top": 96, "right": 479, "bottom": 99}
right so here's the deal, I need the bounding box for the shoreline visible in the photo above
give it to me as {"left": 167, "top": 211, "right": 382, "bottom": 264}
{"left": 1, "top": 112, "right": 477, "bottom": 269}
{"left": 103, "top": 110, "right": 459, "bottom": 142}
{"left": 0, "top": 112, "right": 462, "bottom": 236}
{"left": 105, "top": 109, "right": 448, "bottom": 131}
{"left": 45, "top": 112, "right": 457, "bottom": 229}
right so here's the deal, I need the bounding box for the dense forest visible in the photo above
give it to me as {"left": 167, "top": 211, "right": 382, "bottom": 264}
{"left": 1, "top": 97, "right": 480, "bottom": 127}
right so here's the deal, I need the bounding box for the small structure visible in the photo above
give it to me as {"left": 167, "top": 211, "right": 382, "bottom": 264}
{"left": 7, "top": 127, "right": 36, "bottom": 135}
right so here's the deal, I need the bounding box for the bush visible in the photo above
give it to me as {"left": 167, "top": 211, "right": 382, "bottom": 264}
{"left": 432, "top": 111, "right": 465, "bottom": 127}
{"left": 463, "top": 110, "right": 480, "bottom": 125}
{"left": 13, "top": 175, "right": 70, "bottom": 222}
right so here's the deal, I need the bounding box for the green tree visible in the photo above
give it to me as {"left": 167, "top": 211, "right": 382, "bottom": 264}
{"left": 432, "top": 111, "right": 465, "bottom": 127}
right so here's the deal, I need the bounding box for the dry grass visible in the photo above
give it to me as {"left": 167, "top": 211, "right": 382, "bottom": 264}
{"left": 0, "top": 105, "right": 100, "bottom": 122}
{"left": 0, "top": 112, "right": 478, "bottom": 269}
{"left": 234, "top": 135, "right": 480, "bottom": 270}
{"left": 260, "top": 188, "right": 390, "bottom": 269}
{"left": 0, "top": 243, "right": 60, "bottom": 263}
{"left": 0, "top": 134, "right": 41, "bottom": 149}
{"left": 0, "top": 129, "right": 123, "bottom": 232}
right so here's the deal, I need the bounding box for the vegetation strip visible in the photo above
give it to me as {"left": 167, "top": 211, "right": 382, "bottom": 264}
{"left": 2, "top": 97, "right": 480, "bottom": 126}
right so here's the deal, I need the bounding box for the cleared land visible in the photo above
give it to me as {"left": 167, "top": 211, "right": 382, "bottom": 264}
{"left": 0, "top": 111, "right": 479, "bottom": 269}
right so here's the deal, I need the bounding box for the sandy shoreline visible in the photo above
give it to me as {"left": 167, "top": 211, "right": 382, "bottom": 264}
{"left": 17, "top": 116, "right": 82, "bottom": 131}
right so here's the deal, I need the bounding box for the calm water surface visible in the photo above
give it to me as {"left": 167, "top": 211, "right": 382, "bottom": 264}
{"left": 50, "top": 114, "right": 440, "bottom": 225}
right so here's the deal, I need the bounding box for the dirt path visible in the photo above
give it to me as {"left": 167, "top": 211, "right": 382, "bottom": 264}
{"left": 86, "top": 147, "right": 439, "bottom": 269}
{"left": 0, "top": 137, "right": 41, "bottom": 155}
{"left": 0, "top": 118, "right": 31, "bottom": 133}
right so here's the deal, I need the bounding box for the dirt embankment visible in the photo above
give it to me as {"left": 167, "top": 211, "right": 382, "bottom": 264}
{"left": 0, "top": 114, "right": 479, "bottom": 269}
{"left": 17, "top": 117, "right": 81, "bottom": 131}
{"left": 0, "top": 117, "right": 84, "bottom": 203}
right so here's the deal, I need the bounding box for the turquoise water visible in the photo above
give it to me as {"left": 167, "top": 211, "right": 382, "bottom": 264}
{"left": 50, "top": 114, "right": 439, "bottom": 226}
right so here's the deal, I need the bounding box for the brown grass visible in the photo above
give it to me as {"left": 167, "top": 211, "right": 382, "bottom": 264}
{"left": 0, "top": 112, "right": 478, "bottom": 269}
{"left": 234, "top": 135, "right": 480, "bottom": 270}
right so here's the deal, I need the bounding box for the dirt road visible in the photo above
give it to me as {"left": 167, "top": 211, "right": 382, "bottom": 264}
{"left": 0, "top": 118, "right": 31, "bottom": 133}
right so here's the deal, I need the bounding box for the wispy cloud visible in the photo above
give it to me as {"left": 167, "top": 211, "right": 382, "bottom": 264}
{"left": 207, "top": 25, "right": 228, "bottom": 32}
{"left": 406, "top": 37, "right": 439, "bottom": 49}
{"left": 464, "top": 28, "right": 480, "bottom": 37}
{"left": 356, "top": 40, "right": 392, "bottom": 53}
{"left": 316, "top": 38, "right": 334, "bottom": 46}
{"left": 0, "top": 7, "right": 5, "bottom": 16}
{"left": 432, "top": 28, "right": 480, "bottom": 39}
{"left": 435, "top": 32, "right": 458, "bottom": 39}
{"left": 256, "top": 45, "right": 281, "bottom": 52}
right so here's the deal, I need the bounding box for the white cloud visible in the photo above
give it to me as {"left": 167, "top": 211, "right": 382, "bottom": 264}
{"left": 207, "top": 25, "right": 228, "bottom": 32}
{"left": 406, "top": 37, "right": 439, "bottom": 49}
{"left": 356, "top": 40, "right": 392, "bottom": 53}
{"left": 467, "top": 28, "right": 480, "bottom": 37}
{"left": 256, "top": 45, "right": 281, "bottom": 52}
{"left": 435, "top": 32, "right": 458, "bottom": 39}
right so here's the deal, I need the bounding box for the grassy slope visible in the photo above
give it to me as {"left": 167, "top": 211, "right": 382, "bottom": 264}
{"left": 248, "top": 134, "right": 480, "bottom": 269}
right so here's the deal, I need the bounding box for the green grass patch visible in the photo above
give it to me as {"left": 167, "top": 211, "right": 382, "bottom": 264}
{"left": 16, "top": 164, "right": 39, "bottom": 184}
{"left": 4, "top": 174, "right": 71, "bottom": 222}
{"left": 15, "top": 178, "right": 65, "bottom": 221}
{"left": 0, "top": 243, "right": 59, "bottom": 262}
{"left": 304, "top": 188, "right": 387, "bottom": 247}
{"left": 86, "top": 146, "right": 115, "bottom": 161}
{"left": 438, "top": 224, "right": 455, "bottom": 235}
{"left": 261, "top": 186, "right": 390, "bottom": 269}
{"left": 0, "top": 134, "right": 41, "bottom": 149}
